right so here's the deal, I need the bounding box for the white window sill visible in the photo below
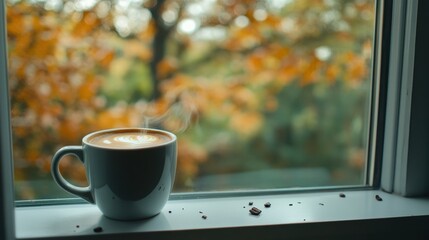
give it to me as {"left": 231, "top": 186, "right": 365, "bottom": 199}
{"left": 15, "top": 189, "right": 429, "bottom": 240}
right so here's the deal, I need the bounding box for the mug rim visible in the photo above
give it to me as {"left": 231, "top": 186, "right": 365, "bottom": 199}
{"left": 82, "top": 128, "right": 176, "bottom": 150}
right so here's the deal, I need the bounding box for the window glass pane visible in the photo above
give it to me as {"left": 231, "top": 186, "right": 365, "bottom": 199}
{"left": 7, "top": 0, "right": 376, "bottom": 200}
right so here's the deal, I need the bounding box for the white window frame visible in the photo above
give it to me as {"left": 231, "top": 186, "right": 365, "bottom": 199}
{"left": 2, "top": 0, "right": 429, "bottom": 239}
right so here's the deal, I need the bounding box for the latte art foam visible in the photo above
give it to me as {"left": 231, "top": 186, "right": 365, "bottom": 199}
{"left": 112, "top": 135, "right": 158, "bottom": 145}
{"left": 88, "top": 130, "right": 172, "bottom": 149}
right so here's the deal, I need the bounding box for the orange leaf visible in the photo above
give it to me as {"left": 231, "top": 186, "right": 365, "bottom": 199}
{"left": 157, "top": 58, "right": 178, "bottom": 79}
{"left": 229, "top": 111, "right": 263, "bottom": 137}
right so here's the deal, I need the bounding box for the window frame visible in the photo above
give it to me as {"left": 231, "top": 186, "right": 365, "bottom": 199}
{"left": 1, "top": 0, "right": 15, "bottom": 239}
{"left": 2, "top": 0, "right": 429, "bottom": 239}
{"left": 380, "top": 0, "right": 429, "bottom": 196}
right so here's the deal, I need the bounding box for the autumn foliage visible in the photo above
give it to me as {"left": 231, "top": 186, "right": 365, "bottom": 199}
{"left": 7, "top": 0, "right": 375, "bottom": 199}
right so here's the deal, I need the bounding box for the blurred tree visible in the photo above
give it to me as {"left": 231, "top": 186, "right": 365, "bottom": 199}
{"left": 7, "top": 0, "right": 374, "bottom": 199}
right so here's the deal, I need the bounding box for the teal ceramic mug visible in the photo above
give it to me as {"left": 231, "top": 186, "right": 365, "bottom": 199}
{"left": 51, "top": 128, "right": 177, "bottom": 220}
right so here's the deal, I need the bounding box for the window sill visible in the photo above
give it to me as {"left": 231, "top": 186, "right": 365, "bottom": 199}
{"left": 15, "top": 189, "right": 429, "bottom": 240}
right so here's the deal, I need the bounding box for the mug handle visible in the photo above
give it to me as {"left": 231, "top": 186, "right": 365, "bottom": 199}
{"left": 51, "top": 146, "right": 95, "bottom": 204}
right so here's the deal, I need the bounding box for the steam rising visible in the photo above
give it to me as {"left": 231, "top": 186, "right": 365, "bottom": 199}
{"left": 141, "top": 100, "right": 198, "bottom": 134}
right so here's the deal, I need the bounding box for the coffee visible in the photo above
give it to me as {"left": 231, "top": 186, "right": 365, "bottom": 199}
{"left": 86, "top": 129, "right": 173, "bottom": 149}
{"left": 51, "top": 127, "right": 177, "bottom": 220}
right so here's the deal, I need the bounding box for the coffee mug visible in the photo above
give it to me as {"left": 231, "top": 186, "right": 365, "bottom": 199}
{"left": 51, "top": 128, "right": 177, "bottom": 220}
